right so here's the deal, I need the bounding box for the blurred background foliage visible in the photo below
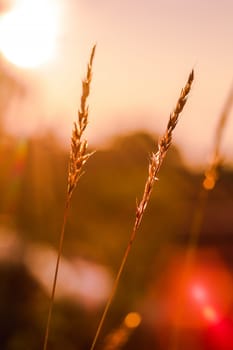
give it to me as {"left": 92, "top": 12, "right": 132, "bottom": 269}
{"left": 0, "top": 128, "right": 233, "bottom": 349}
{"left": 0, "top": 67, "right": 233, "bottom": 350}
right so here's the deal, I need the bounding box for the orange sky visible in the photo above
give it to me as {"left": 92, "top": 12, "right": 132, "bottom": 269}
{"left": 0, "top": 0, "right": 233, "bottom": 168}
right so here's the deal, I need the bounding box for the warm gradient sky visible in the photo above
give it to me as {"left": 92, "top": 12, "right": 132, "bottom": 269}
{"left": 0, "top": 0, "right": 233, "bottom": 168}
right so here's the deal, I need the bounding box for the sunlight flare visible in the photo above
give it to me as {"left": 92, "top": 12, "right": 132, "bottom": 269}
{"left": 0, "top": 0, "right": 60, "bottom": 68}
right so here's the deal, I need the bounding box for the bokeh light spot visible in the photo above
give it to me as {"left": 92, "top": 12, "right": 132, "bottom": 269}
{"left": 203, "top": 306, "right": 219, "bottom": 323}
{"left": 191, "top": 284, "right": 207, "bottom": 303}
{"left": 203, "top": 177, "right": 216, "bottom": 190}
{"left": 124, "top": 312, "right": 142, "bottom": 329}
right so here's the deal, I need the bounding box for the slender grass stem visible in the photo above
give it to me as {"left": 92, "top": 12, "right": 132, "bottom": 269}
{"left": 170, "top": 83, "right": 233, "bottom": 350}
{"left": 42, "top": 198, "right": 70, "bottom": 350}
{"left": 170, "top": 187, "right": 209, "bottom": 350}
{"left": 90, "top": 228, "right": 135, "bottom": 350}
{"left": 42, "top": 45, "right": 96, "bottom": 350}
{"left": 90, "top": 70, "right": 194, "bottom": 350}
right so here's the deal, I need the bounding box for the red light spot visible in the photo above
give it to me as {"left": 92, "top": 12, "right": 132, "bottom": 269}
{"left": 191, "top": 284, "right": 207, "bottom": 303}
{"left": 203, "top": 306, "right": 219, "bottom": 323}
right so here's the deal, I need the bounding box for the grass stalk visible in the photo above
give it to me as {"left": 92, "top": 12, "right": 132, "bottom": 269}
{"left": 170, "top": 82, "right": 233, "bottom": 350}
{"left": 90, "top": 70, "right": 194, "bottom": 350}
{"left": 42, "top": 45, "right": 96, "bottom": 350}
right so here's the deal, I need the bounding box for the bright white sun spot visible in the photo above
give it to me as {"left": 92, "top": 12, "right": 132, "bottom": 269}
{"left": 0, "top": 0, "right": 60, "bottom": 68}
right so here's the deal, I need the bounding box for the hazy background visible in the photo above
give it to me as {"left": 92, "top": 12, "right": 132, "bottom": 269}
{"left": 0, "top": 0, "right": 233, "bottom": 167}
{"left": 0, "top": 1, "right": 233, "bottom": 349}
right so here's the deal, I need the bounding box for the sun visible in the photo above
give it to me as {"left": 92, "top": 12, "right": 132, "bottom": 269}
{"left": 0, "top": 0, "right": 60, "bottom": 68}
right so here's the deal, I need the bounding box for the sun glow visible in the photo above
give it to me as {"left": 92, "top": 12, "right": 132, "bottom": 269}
{"left": 0, "top": 0, "right": 60, "bottom": 68}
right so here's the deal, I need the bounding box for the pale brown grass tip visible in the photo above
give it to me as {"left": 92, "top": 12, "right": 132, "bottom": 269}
{"left": 68, "top": 45, "right": 96, "bottom": 198}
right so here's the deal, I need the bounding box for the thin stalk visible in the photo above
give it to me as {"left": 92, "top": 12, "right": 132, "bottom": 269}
{"left": 170, "top": 82, "right": 233, "bottom": 350}
{"left": 42, "top": 198, "right": 70, "bottom": 350}
{"left": 42, "top": 45, "right": 96, "bottom": 350}
{"left": 170, "top": 187, "right": 209, "bottom": 350}
{"left": 90, "top": 70, "right": 194, "bottom": 350}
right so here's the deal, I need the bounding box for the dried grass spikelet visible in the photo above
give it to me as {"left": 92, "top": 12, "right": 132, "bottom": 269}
{"left": 43, "top": 45, "right": 96, "bottom": 350}
{"left": 67, "top": 44, "right": 96, "bottom": 199}
{"left": 135, "top": 70, "right": 194, "bottom": 229}
{"left": 90, "top": 70, "right": 194, "bottom": 350}
{"left": 170, "top": 82, "right": 233, "bottom": 350}
{"left": 203, "top": 83, "right": 233, "bottom": 191}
